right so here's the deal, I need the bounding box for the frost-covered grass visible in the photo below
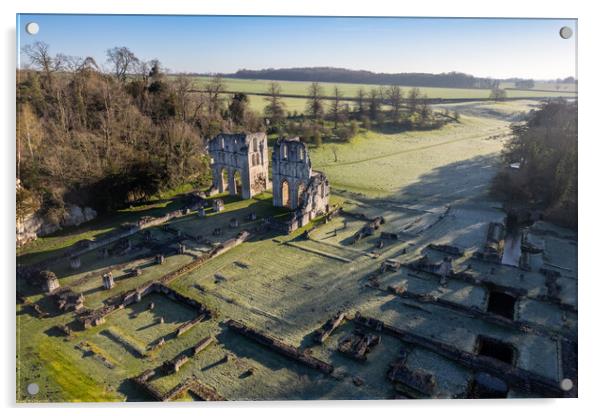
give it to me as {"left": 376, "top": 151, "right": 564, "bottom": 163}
{"left": 310, "top": 113, "right": 508, "bottom": 201}
{"left": 17, "top": 99, "right": 575, "bottom": 402}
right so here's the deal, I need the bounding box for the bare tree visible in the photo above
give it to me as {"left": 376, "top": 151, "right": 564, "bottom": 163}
{"left": 228, "top": 93, "right": 249, "bottom": 125}
{"left": 406, "top": 87, "right": 421, "bottom": 114}
{"left": 264, "top": 81, "right": 286, "bottom": 123}
{"left": 368, "top": 88, "right": 381, "bottom": 121}
{"left": 79, "top": 57, "right": 99, "bottom": 73}
{"left": 22, "top": 41, "right": 62, "bottom": 90}
{"left": 387, "top": 85, "right": 404, "bottom": 121}
{"left": 205, "top": 75, "right": 226, "bottom": 116}
{"left": 60, "top": 55, "right": 83, "bottom": 73}
{"left": 306, "top": 82, "right": 324, "bottom": 121}
{"left": 133, "top": 60, "right": 150, "bottom": 83}
{"left": 356, "top": 88, "right": 366, "bottom": 116}
{"left": 16, "top": 104, "right": 44, "bottom": 177}
{"left": 174, "top": 75, "right": 192, "bottom": 121}
{"left": 329, "top": 86, "right": 344, "bottom": 129}
{"left": 489, "top": 87, "right": 507, "bottom": 102}
{"left": 106, "top": 46, "right": 139, "bottom": 82}
{"left": 148, "top": 59, "right": 164, "bottom": 81}
{"left": 418, "top": 93, "right": 431, "bottom": 122}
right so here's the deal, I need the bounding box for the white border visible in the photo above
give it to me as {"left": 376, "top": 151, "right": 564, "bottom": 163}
{"left": 2, "top": 1, "right": 601, "bottom": 415}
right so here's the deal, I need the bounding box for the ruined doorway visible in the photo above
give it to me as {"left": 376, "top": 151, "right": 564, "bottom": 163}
{"left": 233, "top": 170, "right": 242, "bottom": 196}
{"left": 476, "top": 336, "right": 516, "bottom": 366}
{"left": 486, "top": 291, "right": 517, "bottom": 320}
{"left": 221, "top": 168, "right": 229, "bottom": 193}
{"left": 281, "top": 180, "right": 291, "bottom": 208}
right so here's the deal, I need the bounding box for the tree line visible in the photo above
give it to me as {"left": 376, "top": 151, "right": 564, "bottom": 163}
{"left": 17, "top": 43, "right": 261, "bottom": 222}
{"left": 491, "top": 99, "right": 577, "bottom": 229}
{"left": 264, "top": 81, "right": 457, "bottom": 145}
{"left": 16, "top": 43, "right": 454, "bottom": 226}
{"left": 229, "top": 67, "right": 502, "bottom": 89}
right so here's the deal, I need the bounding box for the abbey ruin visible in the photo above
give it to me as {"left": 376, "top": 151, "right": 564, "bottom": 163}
{"left": 272, "top": 137, "right": 330, "bottom": 227}
{"left": 208, "top": 133, "right": 271, "bottom": 199}
{"left": 208, "top": 133, "right": 330, "bottom": 229}
{"left": 17, "top": 115, "right": 577, "bottom": 402}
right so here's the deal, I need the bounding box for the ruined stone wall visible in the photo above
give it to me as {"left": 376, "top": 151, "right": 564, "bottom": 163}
{"left": 272, "top": 137, "right": 330, "bottom": 227}
{"left": 272, "top": 137, "right": 312, "bottom": 209}
{"left": 208, "top": 133, "right": 270, "bottom": 199}
{"left": 298, "top": 170, "right": 330, "bottom": 224}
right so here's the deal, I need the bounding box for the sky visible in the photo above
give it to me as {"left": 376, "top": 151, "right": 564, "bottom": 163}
{"left": 17, "top": 14, "right": 577, "bottom": 80}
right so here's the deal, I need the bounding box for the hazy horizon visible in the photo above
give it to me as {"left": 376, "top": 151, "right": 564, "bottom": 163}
{"left": 17, "top": 15, "right": 577, "bottom": 80}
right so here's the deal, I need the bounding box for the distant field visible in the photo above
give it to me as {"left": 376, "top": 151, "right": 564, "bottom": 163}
{"left": 245, "top": 95, "right": 355, "bottom": 115}
{"left": 499, "top": 81, "right": 577, "bottom": 93}
{"left": 187, "top": 76, "right": 576, "bottom": 100}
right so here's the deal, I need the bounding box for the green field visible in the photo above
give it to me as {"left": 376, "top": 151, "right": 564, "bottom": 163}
{"left": 188, "top": 76, "right": 577, "bottom": 100}
{"left": 309, "top": 111, "right": 509, "bottom": 200}
{"left": 246, "top": 94, "right": 356, "bottom": 115}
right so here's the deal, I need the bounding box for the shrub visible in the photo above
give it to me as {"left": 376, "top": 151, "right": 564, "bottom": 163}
{"left": 350, "top": 120, "right": 359, "bottom": 137}
{"left": 313, "top": 130, "right": 323, "bottom": 147}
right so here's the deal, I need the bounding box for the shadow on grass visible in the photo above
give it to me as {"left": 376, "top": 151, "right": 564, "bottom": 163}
{"left": 275, "top": 153, "right": 503, "bottom": 328}
{"left": 43, "top": 325, "right": 67, "bottom": 338}
{"left": 117, "top": 378, "right": 156, "bottom": 402}
{"left": 16, "top": 195, "right": 189, "bottom": 267}
{"left": 215, "top": 322, "right": 321, "bottom": 380}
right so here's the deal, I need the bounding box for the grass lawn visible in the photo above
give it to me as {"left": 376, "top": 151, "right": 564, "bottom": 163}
{"left": 16, "top": 313, "right": 123, "bottom": 402}
{"left": 246, "top": 94, "right": 356, "bottom": 115}
{"left": 309, "top": 112, "right": 508, "bottom": 201}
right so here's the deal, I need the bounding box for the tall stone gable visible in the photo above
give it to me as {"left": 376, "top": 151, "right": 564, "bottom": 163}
{"left": 208, "top": 133, "right": 271, "bottom": 199}
{"left": 272, "top": 137, "right": 330, "bottom": 226}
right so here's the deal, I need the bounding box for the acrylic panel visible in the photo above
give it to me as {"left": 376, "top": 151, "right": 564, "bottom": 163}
{"left": 16, "top": 14, "right": 577, "bottom": 402}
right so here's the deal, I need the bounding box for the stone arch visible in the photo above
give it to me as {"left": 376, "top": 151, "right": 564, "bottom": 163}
{"left": 233, "top": 170, "right": 243, "bottom": 196}
{"left": 281, "top": 179, "right": 291, "bottom": 208}
{"left": 220, "top": 167, "right": 229, "bottom": 192}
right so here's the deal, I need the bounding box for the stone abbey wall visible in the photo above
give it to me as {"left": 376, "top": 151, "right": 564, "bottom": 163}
{"left": 209, "top": 133, "right": 329, "bottom": 229}
{"left": 208, "top": 133, "right": 271, "bottom": 199}
{"left": 272, "top": 137, "right": 312, "bottom": 210}
{"left": 272, "top": 137, "right": 330, "bottom": 226}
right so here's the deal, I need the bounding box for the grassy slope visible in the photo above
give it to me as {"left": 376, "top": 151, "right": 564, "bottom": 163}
{"left": 309, "top": 113, "right": 508, "bottom": 199}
